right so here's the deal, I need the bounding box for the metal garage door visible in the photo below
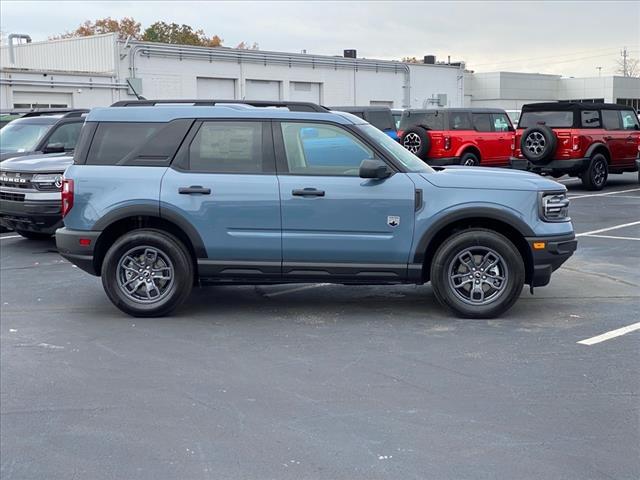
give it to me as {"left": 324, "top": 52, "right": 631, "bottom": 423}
{"left": 290, "top": 82, "right": 321, "bottom": 103}
{"left": 196, "top": 77, "right": 235, "bottom": 100}
{"left": 12, "top": 91, "right": 72, "bottom": 108}
{"left": 245, "top": 80, "right": 280, "bottom": 101}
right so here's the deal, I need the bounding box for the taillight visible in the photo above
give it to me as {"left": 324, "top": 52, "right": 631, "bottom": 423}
{"left": 397, "top": 130, "right": 404, "bottom": 139}
{"left": 444, "top": 136, "right": 451, "bottom": 150}
{"left": 572, "top": 134, "right": 582, "bottom": 151}
{"left": 61, "top": 178, "right": 74, "bottom": 217}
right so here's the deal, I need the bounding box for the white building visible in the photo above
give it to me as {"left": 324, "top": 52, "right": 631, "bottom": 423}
{"left": 0, "top": 33, "right": 464, "bottom": 110}
{"left": 465, "top": 71, "right": 640, "bottom": 110}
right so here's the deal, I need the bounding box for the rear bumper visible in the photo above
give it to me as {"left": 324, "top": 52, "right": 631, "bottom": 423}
{"left": 526, "top": 233, "right": 577, "bottom": 287}
{"left": 0, "top": 199, "right": 62, "bottom": 234}
{"left": 427, "top": 157, "right": 460, "bottom": 166}
{"left": 56, "top": 227, "right": 101, "bottom": 275}
{"left": 510, "top": 157, "right": 590, "bottom": 173}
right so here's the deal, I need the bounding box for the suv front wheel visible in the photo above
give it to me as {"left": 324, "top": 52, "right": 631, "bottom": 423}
{"left": 101, "top": 229, "right": 194, "bottom": 317}
{"left": 430, "top": 229, "right": 525, "bottom": 318}
{"left": 580, "top": 153, "right": 608, "bottom": 191}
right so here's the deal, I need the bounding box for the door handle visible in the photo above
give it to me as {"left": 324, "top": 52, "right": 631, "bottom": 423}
{"left": 626, "top": 136, "right": 635, "bottom": 141}
{"left": 603, "top": 136, "right": 613, "bottom": 141}
{"left": 179, "top": 186, "right": 211, "bottom": 195}
{"left": 292, "top": 188, "right": 325, "bottom": 197}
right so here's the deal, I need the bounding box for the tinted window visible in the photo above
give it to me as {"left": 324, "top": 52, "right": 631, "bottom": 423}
{"left": 365, "top": 110, "right": 395, "bottom": 131}
{"left": 581, "top": 111, "right": 601, "bottom": 128}
{"left": 87, "top": 123, "right": 161, "bottom": 165}
{"left": 492, "top": 113, "right": 512, "bottom": 132}
{"left": 601, "top": 110, "right": 621, "bottom": 130}
{"left": 519, "top": 111, "right": 574, "bottom": 128}
{"left": 449, "top": 112, "right": 472, "bottom": 130}
{"left": 472, "top": 113, "right": 492, "bottom": 132}
{"left": 189, "top": 122, "right": 263, "bottom": 173}
{"left": 620, "top": 111, "right": 639, "bottom": 130}
{"left": 399, "top": 111, "right": 444, "bottom": 131}
{"left": 46, "top": 122, "right": 83, "bottom": 149}
{"left": 280, "top": 122, "right": 374, "bottom": 176}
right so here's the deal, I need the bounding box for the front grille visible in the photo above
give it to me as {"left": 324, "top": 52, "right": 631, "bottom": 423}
{"left": 0, "top": 192, "right": 25, "bottom": 202}
{"left": 0, "top": 172, "right": 34, "bottom": 190}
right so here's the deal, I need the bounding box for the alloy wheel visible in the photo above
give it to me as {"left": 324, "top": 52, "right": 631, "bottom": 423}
{"left": 447, "top": 247, "right": 509, "bottom": 305}
{"left": 525, "top": 132, "right": 546, "bottom": 156}
{"left": 403, "top": 132, "right": 421, "bottom": 154}
{"left": 116, "top": 246, "right": 175, "bottom": 303}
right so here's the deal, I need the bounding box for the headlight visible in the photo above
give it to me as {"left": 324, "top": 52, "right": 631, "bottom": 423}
{"left": 32, "top": 173, "right": 63, "bottom": 191}
{"left": 540, "top": 192, "right": 570, "bottom": 222}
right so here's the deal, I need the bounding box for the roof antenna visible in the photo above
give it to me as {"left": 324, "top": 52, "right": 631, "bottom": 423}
{"left": 126, "top": 78, "right": 146, "bottom": 100}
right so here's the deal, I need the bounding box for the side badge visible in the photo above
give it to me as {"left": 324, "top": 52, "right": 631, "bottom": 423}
{"left": 387, "top": 216, "right": 400, "bottom": 228}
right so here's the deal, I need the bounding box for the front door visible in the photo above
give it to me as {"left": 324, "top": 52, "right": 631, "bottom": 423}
{"left": 274, "top": 121, "right": 416, "bottom": 281}
{"left": 620, "top": 110, "right": 640, "bottom": 166}
{"left": 160, "top": 120, "right": 281, "bottom": 277}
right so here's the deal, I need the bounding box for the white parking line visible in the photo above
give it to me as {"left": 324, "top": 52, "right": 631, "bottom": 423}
{"left": 582, "top": 234, "right": 640, "bottom": 241}
{"left": 576, "top": 221, "right": 640, "bottom": 237}
{"left": 0, "top": 235, "right": 21, "bottom": 241}
{"left": 264, "top": 283, "right": 331, "bottom": 297}
{"left": 569, "top": 188, "right": 640, "bottom": 200}
{"left": 577, "top": 322, "right": 640, "bottom": 346}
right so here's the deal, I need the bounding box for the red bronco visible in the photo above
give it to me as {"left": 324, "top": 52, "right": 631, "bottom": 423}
{"left": 398, "top": 108, "right": 515, "bottom": 167}
{"left": 511, "top": 102, "right": 640, "bottom": 190}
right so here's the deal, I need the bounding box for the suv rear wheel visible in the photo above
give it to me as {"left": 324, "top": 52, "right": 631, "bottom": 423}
{"left": 460, "top": 152, "right": 480, "bottom": 166}
{"left": 430, "top": 229, "right": 525, "bottom": 318}
{"left": 520, "top": 125, "right": 557, "bottom": 165}
{"left": 580, "top": 153, "right": 608, "bottom": 191}
{"left": 402, "top": 126, "right": 431, "bottom": 160}
{"left": 101, "top": 229, "right": 193, "bottom": 317}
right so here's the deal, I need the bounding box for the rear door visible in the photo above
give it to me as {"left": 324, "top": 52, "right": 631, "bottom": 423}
{"left": 471, "top": 113, "right": 496, "bottom": 165}
{"left": 160, "top": 120, "right": 282, "bottom": 277}
{"left": 601, "top": 109, "right": 628, "bottom": 167}
{"left": 274, "top": 121, "right": 416, "bottom": 280}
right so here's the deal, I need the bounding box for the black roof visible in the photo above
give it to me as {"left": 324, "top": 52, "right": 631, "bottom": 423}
{"left": 522, "top": 102, "right": 630, "bottom": 112}
{"left": 402, "top": 108, "right": 507, "bottom": 115}
{"left": 110, "top": 99, "right": 329, "bottom": 112}
{"left": 331, "top": 106, "right": 392, "bottom": 112}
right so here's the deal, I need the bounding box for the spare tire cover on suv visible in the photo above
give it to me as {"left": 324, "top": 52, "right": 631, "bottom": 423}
{"left": 520, "top": 125, "right": 557, "bottom": 164}
{"left": 402, "top": 126, "right": 432, "bottom": 160}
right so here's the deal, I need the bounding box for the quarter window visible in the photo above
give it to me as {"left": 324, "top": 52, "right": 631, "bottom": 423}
{"left": 280, "top": 122, "right": 374, "bottom": 176}
{"left": 188, "top": 122, "right": 264, "bottom": 173}
{"left": 472, "top": 113, "right": 492, "bottom": 132}
{"left": 601, "top": 110, "right": 622, "bottom": 130}
{"left": 581, "top": 111, "right": 601, "bottom": 128}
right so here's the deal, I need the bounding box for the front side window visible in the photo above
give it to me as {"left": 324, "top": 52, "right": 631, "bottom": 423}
{"left": 472, "top": 113, "right": 492, "bottom": 132}
{"left": 46, "top": 122, "right": 83, "bottom": 149}
{"left": 280, "top": 122, "right": 374, "bottom": 176}
{"left": 620, "top": 111, "right": 640, "bottom": 130}
{"left": 601, "top": 110, "right": 621, "bottom": 130}
{"left": 0, "top": 122, "right": 51, "bottom": 153}
{"left": 519, "top": 111, "right": 574, "bottom": 128}
{"left": 581, "top": 111, "right": 601, "bottom": 128}
{"left": 87, "top": 123, "right": 161, "bottom": 165}
{"left": 449, "top": 112, "right": 472, "bottom": 130}
{"left": 188, "top": 122, "right": 263, "bottom": 173}
{"left": 492, "top": 113, "right": 512, "bottom": 132}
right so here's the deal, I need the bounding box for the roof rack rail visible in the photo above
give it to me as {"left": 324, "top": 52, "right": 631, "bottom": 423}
{"left": 21, "top": 108, "right": 89, "bottom": 118}
{"left": 110, "top": 99, "right": 329, "bottom": 112}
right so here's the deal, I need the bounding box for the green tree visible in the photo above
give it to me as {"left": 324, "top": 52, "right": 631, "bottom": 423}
{"left": 142, "top": 22, "right": 223, "bottom": 47}
{"left": 51, "top": 17, "right": 141, "bottom": 40}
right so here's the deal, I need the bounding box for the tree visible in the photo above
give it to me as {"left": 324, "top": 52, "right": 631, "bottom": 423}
{"left": 51, "top": 17, "right": 141, "bottom": 40}
{"left": 235, "top": 41, "right": 259, "bottom": 50}
{"left": 615, "top": 50, "right": 639, "bottom": 77}
{"left": 142, "top": 22, "right": 223, "bottom": 47}
{"left": 401, "top": 56, "right": 420, "bottom": 63}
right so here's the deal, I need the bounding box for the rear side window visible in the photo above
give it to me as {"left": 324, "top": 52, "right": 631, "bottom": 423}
{"left": 449, "top": 112, "right": 472, "bottom": 130}
{"left": 519, "top": 111, "right": 574, "bottom": 128}
{"left": 620, "top": 111, "right": 639, "bottom": 130}
{"left": 365, "top": 110, "right": 395, "bottom": 131}
{"left": 581, "top": 111, "right": 601, "bottom": 128}
{"left": 188, "top": 121, "right": 264, "bottom": 173}
{"left": 472, "top": 113, "right": 492, "bottom": 132}
{"left": 601, "top": 110, "right": 621, "bottom": 130}
{"left": 399, "top": 112, "right": 444, "bottom": 131}
{"left": 87, "top": 123, "right": 161, "bottom": 165}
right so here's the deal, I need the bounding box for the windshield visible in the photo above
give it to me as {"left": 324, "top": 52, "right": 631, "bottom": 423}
{"left": 0, "top": 122, "right": 51, "bottom": 153}
{"left": 519, "top": 111, "right": 573, "bottom": 128}
{"left": 357, "top": 124, "right": 433, "bottom": 173}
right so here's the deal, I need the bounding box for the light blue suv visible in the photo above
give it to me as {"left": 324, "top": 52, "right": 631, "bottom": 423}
{"left": 56, "top": 100, "right": 577, "bottom": 318}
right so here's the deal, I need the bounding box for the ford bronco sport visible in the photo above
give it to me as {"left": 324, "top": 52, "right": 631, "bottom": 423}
{"left": 56, "top": 100, "right": 576, "bottom": 319}
{"left": 398, "top": 108, "right": 515, "bottom": 167}
{"left": 511, "top": 102, "right": 640, "bottom": 190}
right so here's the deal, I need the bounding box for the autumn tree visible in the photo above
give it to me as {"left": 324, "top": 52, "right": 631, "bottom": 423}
{"left": 142, "top": 22, "right": 223, "bottom": 47}
{"left": 401, "top": 57, "right": 419, "bottom": 63}
{"left": 51, "top": 17, "right": 141, "bottom": 40}
{"left": 235, "top": 41, "right": 259, "bottom": 50}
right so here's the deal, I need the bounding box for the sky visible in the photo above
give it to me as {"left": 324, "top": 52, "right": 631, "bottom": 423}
{"left": 1, "top": 0, "right": 639, "bottom": 77}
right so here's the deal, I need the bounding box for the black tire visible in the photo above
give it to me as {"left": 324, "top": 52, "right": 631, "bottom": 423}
{"left": 101, "top": 229, "right": 193, "bottom": 317}
{"left": 401, "top": 126, "right": 431, "bottom": 160}
{"left": 15, "top": 230, "right": 52, "bottom": 240}
{"left": 460, "top": 151, "right": 480, "bottom": 166}
{"left": 520, "top": 125, "right": 557, "bottom": 165}
{"left": 430, "top": 229, "right": 525, "bottom": 319}
{"left": 580, "top": 153, "right": 608, "bottom": 191}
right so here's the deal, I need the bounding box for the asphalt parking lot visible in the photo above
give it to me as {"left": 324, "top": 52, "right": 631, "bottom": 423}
{"left": 1, "top": 172, "right": 638, "bottom": 480}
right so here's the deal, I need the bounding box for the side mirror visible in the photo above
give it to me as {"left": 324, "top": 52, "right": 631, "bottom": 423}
{"left": 359, "top": 159, "right": 392, "bottom": 179}
{"left": 43, "top": 143, "right": 66, "bottom": 154}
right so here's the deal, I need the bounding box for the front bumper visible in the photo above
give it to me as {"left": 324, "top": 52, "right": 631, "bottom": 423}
{"left": 525, "top": 233, "right": 577, "bottom": 287}
{"left": 0, "top": 199, "right": 62, "bottom": 234}
{"left": 510, "top": 157, "right": 590, "bottom": 173}
{"left": 426, "top": 157, "right": 460, "bottom": 166}
{"left": 56, "top": 227, "right": 102, "bottom": 275}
